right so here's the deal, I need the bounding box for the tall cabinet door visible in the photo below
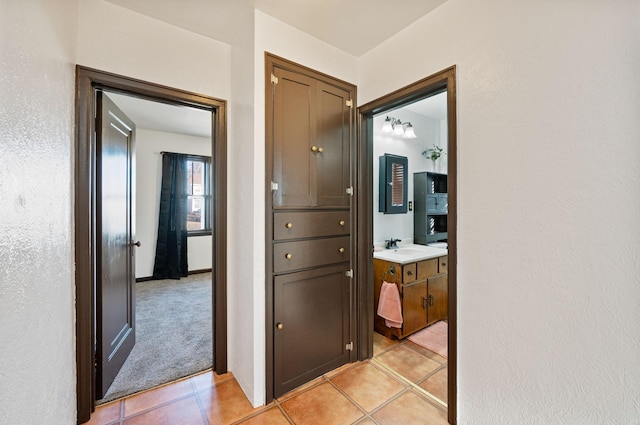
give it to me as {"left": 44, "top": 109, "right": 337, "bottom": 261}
{"left": 315, "top": 81, "right": 351, "bottom": 207}
{"left": 272, "top": 68, "right": 317, "bottom": 208}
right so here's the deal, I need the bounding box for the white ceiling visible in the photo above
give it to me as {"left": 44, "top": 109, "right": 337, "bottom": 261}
{"left": 106, "top": 92, "right": 212, "bottom": 138}
{"left": 403, "top": 91, "right": 448, "bottom": 121}
{"left": 105, "top": 0, "right": 447, "bottom": 56}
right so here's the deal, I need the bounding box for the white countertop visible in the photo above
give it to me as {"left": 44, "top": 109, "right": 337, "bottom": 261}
{"left": 373, "top": 244, "right": 447, "bottom": 264}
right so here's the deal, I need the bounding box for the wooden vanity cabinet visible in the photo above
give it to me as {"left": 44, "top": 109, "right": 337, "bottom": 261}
{"left": 374, "top": 256, "right": 448, "bottom": 339}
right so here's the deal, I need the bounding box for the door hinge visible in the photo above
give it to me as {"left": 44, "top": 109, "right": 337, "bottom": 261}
{"left": 346, "top": 99, "right": 353, "bottom": 108}
{"left": 345, "top": 186, "right": 353, "bottom": 196}
{"left": 271, "top": 181, "right": 279, "bottom": 191}
{"left": 346, "top": 342, "right": 353, "bottom": 351}
{"left": 271, "top": 73, "right": 278, "bottom": 85}
{"left": 345, "top": 269, "right": 353, "bottom": 278}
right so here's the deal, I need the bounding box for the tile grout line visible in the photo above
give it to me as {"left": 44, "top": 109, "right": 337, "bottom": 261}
{"left": 370, "top": 357, "right": 448, "bottom": 409}
{"left": 190, "top": 376, "right": 211, "bottom": 425}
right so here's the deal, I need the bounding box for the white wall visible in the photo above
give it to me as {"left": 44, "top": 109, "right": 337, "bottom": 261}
{"left": 360, "top": 0, "right": 640, "bottom": 423}
{"left": 76, "top": 0, "right": 231, "bottom": 99}
{"left": 231, "top": 11, "right": 359, "bottom": 406}
{"left": 373, "top": 110, "right": 443, "bottom": 246}
{"left": 135, "top": 128, "right": 212, "bottom": 278}
{"left": 0, "top": 0, "right": 79, "bottom": 423}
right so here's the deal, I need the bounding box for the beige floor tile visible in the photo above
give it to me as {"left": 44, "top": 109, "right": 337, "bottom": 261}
{"left": 123, "top": 396, "right": 205, "bottom": 425}
{"left": 123, "top": 378, "right": 194, "bottom": 417}
{"left": 330, "top": 362, "right": 406, "bottom": 412}
{"left": 236, "top": 406, "right": 292, "bottom": 424}
{"left": 373, "top": 391, "right": 448, "bottom": 425}
{"left": 86, "top": 400, "right": 121, "bottom": 425}
{"left": 373, "top": 332, "right": 400, "bottom": 356}
{"left": 404, "top": 341, "right": 448, "bottom": 365}
{"left": 281, "top": 382, "right": 364, "bottom": 425}
{"left": 419, "top": 366, "right": 448, "bottom": 403}
{"left": 375, "top": 345, "right": 441, "bottom": 383}
{"left": 198, "top": 379, "right": 263, "bottom": 425}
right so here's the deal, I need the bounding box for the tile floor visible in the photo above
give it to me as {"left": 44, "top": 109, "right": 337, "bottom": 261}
{"left": 87, "top": 333, "right": 448, "bottom": 425}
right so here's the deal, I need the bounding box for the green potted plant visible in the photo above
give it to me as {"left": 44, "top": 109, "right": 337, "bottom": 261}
{"left": 422, "top": 144, "right": 444, "bottom": 171}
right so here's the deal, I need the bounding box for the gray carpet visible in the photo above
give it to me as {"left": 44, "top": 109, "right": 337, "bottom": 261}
{"left": 98, "top": 273, "right": 213, "bottom": 403}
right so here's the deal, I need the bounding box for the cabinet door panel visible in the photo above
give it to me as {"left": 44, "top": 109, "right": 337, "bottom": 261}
{"left": 273, "top": 68, "right": 316, "bottom": 207}
{"left": 274, "top": 265, "right": 350, "bottom": 396}
{"left": 428, "top": 274, "right": 448, "bottom": 324}
{"left": 402, "top": 280, "right": 428, "bottom": 336}
{"left": 315, "top": 82, "right": 351, "bottom": 207}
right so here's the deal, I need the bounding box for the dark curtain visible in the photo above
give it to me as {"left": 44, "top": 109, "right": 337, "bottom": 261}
{"left": 153, "top": 153, "right": 188, "bottom": 279}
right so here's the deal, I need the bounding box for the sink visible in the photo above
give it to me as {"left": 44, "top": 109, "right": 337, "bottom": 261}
{"left": 373, "top": 245, "right": 447, "bottom": 264}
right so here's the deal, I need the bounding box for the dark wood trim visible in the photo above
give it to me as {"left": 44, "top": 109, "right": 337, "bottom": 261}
{"left": 357, "top": 66, "right": 457, "bottom": 425}
{"left": 135, "top": 268, "right": 213, "bottom": 282}
{"left": 264, "top": 53, "right": 357, "bottom": 402}
{"left": 74, "top": 66, "right": 227, "bottom": 424}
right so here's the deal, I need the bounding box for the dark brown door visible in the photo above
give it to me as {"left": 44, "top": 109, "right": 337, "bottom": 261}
{"left": 274, "top": 265, "right": 351, "bottom": 395}
{"left": 95, "top": 92, "right": 136, "bottom": 399}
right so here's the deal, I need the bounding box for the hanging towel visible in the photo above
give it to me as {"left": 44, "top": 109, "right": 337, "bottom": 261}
{"left": 377, "top": 281, "right": 403, "bottom": 328}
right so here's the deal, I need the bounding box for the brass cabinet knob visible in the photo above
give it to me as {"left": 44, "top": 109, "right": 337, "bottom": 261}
{"left": 276, "top": 323, "right": 284, "bottom": 330}
{"left": 285, "top": 222, "right": 293, "bottom": 229}
{"left": 441, "top": 262, "right": 447, "bottom": 266}
{"left": 338, "top": 220, "right": 345, "bottom": 226}
{"left": 285, "top": 253, "right": 292, "bottom": 260}
{"left": 318, "top": 147, "right": 324, "bottom": 153}
{"left": 407, "top": 270, "right": 413, "bottom": 276}
{"left": 311, "top": 145, "right": 318, "bottom": 152}
{"left": 338, "top": 247, "right": 345, "bottom": 253}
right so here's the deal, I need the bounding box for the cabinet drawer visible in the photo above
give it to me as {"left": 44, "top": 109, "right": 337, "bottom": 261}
{"left": 417, "top": 258, "right": 438, "bottom": 280}
{"left": 403, "top": 263, "right": 417, "bottom": 283}
{"left": 274, "top": 211, "right": 350, "bottom": 240}
{"left": 274, "top": 237, "right": 350, "bottom": 273}
{"left": 438, "top": 255, "right": 448, "bottom": 274}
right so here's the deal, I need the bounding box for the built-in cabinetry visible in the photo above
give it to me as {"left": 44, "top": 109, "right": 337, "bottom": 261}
{"left": 373, "top": 255, "right": 448, "bottom": 339}
{"left": 267, "top": 55, "right": 356, "bottom": 398}
{"left": 414, "top": 171, "right": 448, "bottom": 245}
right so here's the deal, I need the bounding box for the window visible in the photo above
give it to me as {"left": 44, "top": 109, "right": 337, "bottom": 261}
{"left": 186, "top": 155, "right": 212, "bottom": 235}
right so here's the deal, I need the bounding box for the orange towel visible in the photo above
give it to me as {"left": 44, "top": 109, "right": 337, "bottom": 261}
{"left": 377, "top": 281, "right": 403, "bottom": 328}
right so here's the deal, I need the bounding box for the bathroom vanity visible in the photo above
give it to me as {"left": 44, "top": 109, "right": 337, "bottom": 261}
{"left": 373, "top": 245, "right": 448, "bottom": 339}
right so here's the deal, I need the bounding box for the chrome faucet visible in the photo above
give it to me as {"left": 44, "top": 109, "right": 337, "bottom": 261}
{"left": 385, "top": 238, "right": 401, "bottom": 249}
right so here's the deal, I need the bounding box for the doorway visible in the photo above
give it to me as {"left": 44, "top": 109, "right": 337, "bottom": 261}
{"left": 95, "top": 91, "right": 214, "bottom": 403}
{"left": 74, "top": 66, "right": 228, "bottom": 424}
{"left": 357, "top": 66, "right": 457, "bottom": 424}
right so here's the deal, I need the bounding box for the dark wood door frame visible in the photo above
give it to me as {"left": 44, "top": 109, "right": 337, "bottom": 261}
{"left": 74, "top": 66, "right": 228, "bottom": 424}
{"left": 356, "top": 66, "right": 457, "bottom": 425}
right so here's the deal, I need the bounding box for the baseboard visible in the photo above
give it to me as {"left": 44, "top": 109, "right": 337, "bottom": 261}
{"left": 136, "top": 268, "right": 212, "bottom": 282}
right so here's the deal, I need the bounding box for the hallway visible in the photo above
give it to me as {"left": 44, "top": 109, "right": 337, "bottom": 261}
{"left": 87, "top": 334, "right": 447, "bottom": 424}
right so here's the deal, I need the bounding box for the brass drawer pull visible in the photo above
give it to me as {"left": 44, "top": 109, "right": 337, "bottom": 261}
{"left": 285, "top": 222, "right": 293, "bottom": 229}
{"left": 311, "top": 145, "right": 318, "bottom": 152}
{"left": 339, "top": 220, "right": 345, "bottom": 226}
{"left": 285, "top": 253, "right": 292, "bottom": 260}
{"left": 407, "top": 270, "right": 413, "bottom": 276}
{"left": 318, "top": 147, "right": 324, "bottom": 153}
{"left": 338, "top": 247, "right": 345, "bottom": 253}
{"left": 276, "top": 323, "right": 284, "bottom": 330}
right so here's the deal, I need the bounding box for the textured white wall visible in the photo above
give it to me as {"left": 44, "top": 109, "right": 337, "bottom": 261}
{"left": 373, "top": 110, "right": 443, "bottom": 246}
{"left": 76, "top": 0, "right": 231, "bottom": 100}
{"left": 0, "top": 0, "right": 79, "bottom": 423}
{"left": 360, "top": 0, "right": 640, "bottom": 422}
{"left": 134, "top": 128, "right": 212, "bottom": 278}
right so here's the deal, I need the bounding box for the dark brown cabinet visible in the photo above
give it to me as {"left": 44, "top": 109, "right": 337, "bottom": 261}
{"left": 272, "top": 68, "right": 351, "bottom": 209}
{"left": 267, "top": 55, "right": 356, "bottom": 399}
{"left": 373, "top": 256, "right": 448, "bottom": 339}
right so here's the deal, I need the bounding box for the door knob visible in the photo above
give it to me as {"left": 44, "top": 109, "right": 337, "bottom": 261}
{"left": 133, "top": 241, "right": 141, "bottom": 247}
{"left": 276, "top": 323, "right": 284, "bottom": 330}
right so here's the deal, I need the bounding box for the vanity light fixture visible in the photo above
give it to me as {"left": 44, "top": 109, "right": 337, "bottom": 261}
{"left": 381, "top": 116, "right": 418, "bottom": 139}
